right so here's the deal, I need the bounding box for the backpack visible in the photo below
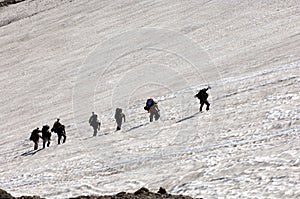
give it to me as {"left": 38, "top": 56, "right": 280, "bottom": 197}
{"left": 196, "top": 89, "right": 208, "bottom": 101}
{"left": 144, "top": 98, "right": 155, "bottom": 111}
{"left": 30, "top": 129, "right": 40, "bottom": 141}
{"left": 147, "top": 98, "right": 154, "bottom": 106}
{"left": 42, "top": 125, "right": 50, "bottom": 132}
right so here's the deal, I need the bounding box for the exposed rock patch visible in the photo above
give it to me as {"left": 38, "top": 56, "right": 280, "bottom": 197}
{"left": 0, "top": 0, "right": 26, "bottom": 7}
{"left": 0, "top": 188, "right": 200, "bottom": 199}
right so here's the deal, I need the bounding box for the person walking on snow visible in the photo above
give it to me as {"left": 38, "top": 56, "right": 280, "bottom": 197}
{"left": 194, "top": 86, "right": 211, "bottom": 112}
{"left": 89, "top": 112, "right": 101, "bottom": 136}
{"left": 29, "top": 127, "right": 42, "bottom": 150}
{"left": 41, "top": 125, "right": 51, "bottom": 148}
{"left": 51, "top": 118, "right": 66, "bottom": 144}
{"left": 115, "top": 108, "right": 126, "bottom": 131}
{"left": 57, "top": 124, "right": 66, "bottom": 144}
{"left": 144, "top": 98, "right": 160, "bottom": 122}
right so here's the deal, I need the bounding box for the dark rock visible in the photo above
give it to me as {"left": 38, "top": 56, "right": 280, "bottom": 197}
{"left": 0, "top": 0, "right": 26, "bottom": 7}
{"left": 0, "top": 189, "right": 13, "bottom": 199}
{"left": 157, "top": 187, "right": 167, "bottom": 195}
{"left": 134, "top": 187, "right": 149, "bottom": 195}
{"left": 116, "top": 192, "right": 126, "bottom": 197}
{"left": 0, "top": 187, "right": 198, "bottom": 199}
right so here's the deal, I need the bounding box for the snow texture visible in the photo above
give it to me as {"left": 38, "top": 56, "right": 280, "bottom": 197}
{"left": 0, "top": 0, "right": 299, "bottom": 198}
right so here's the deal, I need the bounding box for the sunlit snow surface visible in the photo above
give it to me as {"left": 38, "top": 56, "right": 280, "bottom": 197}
{"left": 0, "top": 0, "right": 299, "bottom": 198}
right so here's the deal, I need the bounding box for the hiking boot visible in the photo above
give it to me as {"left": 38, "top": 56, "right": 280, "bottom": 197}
{"left": 206, "top": 104, "right": 210, "bottom": 111}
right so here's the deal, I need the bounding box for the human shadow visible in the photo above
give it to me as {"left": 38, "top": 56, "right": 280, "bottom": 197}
{"left": 21, "top": 148, "right": 43, "bottom": 156}
{"left": 126, "top": 123, "right": 150, "bottom": 133}
{"left": 175, "top": 112, "right": 199, "bottom": 124}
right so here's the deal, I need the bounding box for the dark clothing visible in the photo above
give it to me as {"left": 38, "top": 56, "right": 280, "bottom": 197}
{"left": 144, "top": 98, "right": 154, "bottom": 112}
{"left": 115, "top": 108, "right": 125, "bottom": 131}
{"left": 92, "top": 124, "right": 100, "bottom": 136}
{"left": 199, "top": 100, "right": 210, "bottom": 112}
{"left": 195, "top": 88, "right": 210, "bottom": 112}
{"left": 195, "top": 88, "right": 209, "bottom": 101}
{"left": 30, "top": 129, "right": 41, "bottom": 142}
{"left": 30, "top": 128, "right": 41, "bottom": 150}
{"left": 89, "top": 115, "right": 98, "bottom": 126}
{"left": 51, "top": 120, "right": 62, "bottom": 132}
{"left": 42, "top": 125, "right": 51, "bottom": 148}
{"left": 89, "top": 114, "right": 101, "bottom": 136}
{"left": 51, "top": 121, "right": 66, "bottom": 144}
{"left": 57, "top": 125, "right": 66, "bottom": 144}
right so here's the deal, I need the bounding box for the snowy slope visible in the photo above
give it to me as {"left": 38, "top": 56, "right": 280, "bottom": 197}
{"left": 0, "top": 0, "right": 299, "bottom": 198}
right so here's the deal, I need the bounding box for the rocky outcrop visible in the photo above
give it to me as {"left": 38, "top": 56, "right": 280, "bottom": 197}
{"left": 0, "top": 187, "right": 200, "bottom": 199}
{"left": 0, "top": 188, "right": 43, "bottom": 199}
{"left": 0, "top": 189, "right": 14, "bottom": 198}
{"left": 71, "top": 187, "right": 198, "bottom": 199}
{"left": 0, "top": 0, "right": 26, "bottom": 7}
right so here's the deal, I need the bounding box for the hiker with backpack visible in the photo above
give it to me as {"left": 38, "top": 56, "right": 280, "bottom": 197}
{"left": 194, "top": 86, "right": 211, "bottom": 112}
{"left": 115, "top": 108, "right": 126, "bottom": 131}
{"left": 29, "top": 127, "right": 42, "bottom": 150}
{"left": 144, "top": 98, "right": 160, "bottom": 122}
{"left": 51, "top": 118, "right": 66, "bottom": 144}
{"left": 89, "top": 112, "right": 101, "bottom": 136}
{"left": 42, "top": 125, "right": 51, "bottom": 148}
{"left": 57, "top": 125, "right": 66, "bottom": 144}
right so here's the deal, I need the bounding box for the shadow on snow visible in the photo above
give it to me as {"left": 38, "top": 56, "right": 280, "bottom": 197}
{"left": 21, "top": 148, "right": 43, "bottom": 156}
{"left": 175, "top": 112, "right": 200, "bottom": 123}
